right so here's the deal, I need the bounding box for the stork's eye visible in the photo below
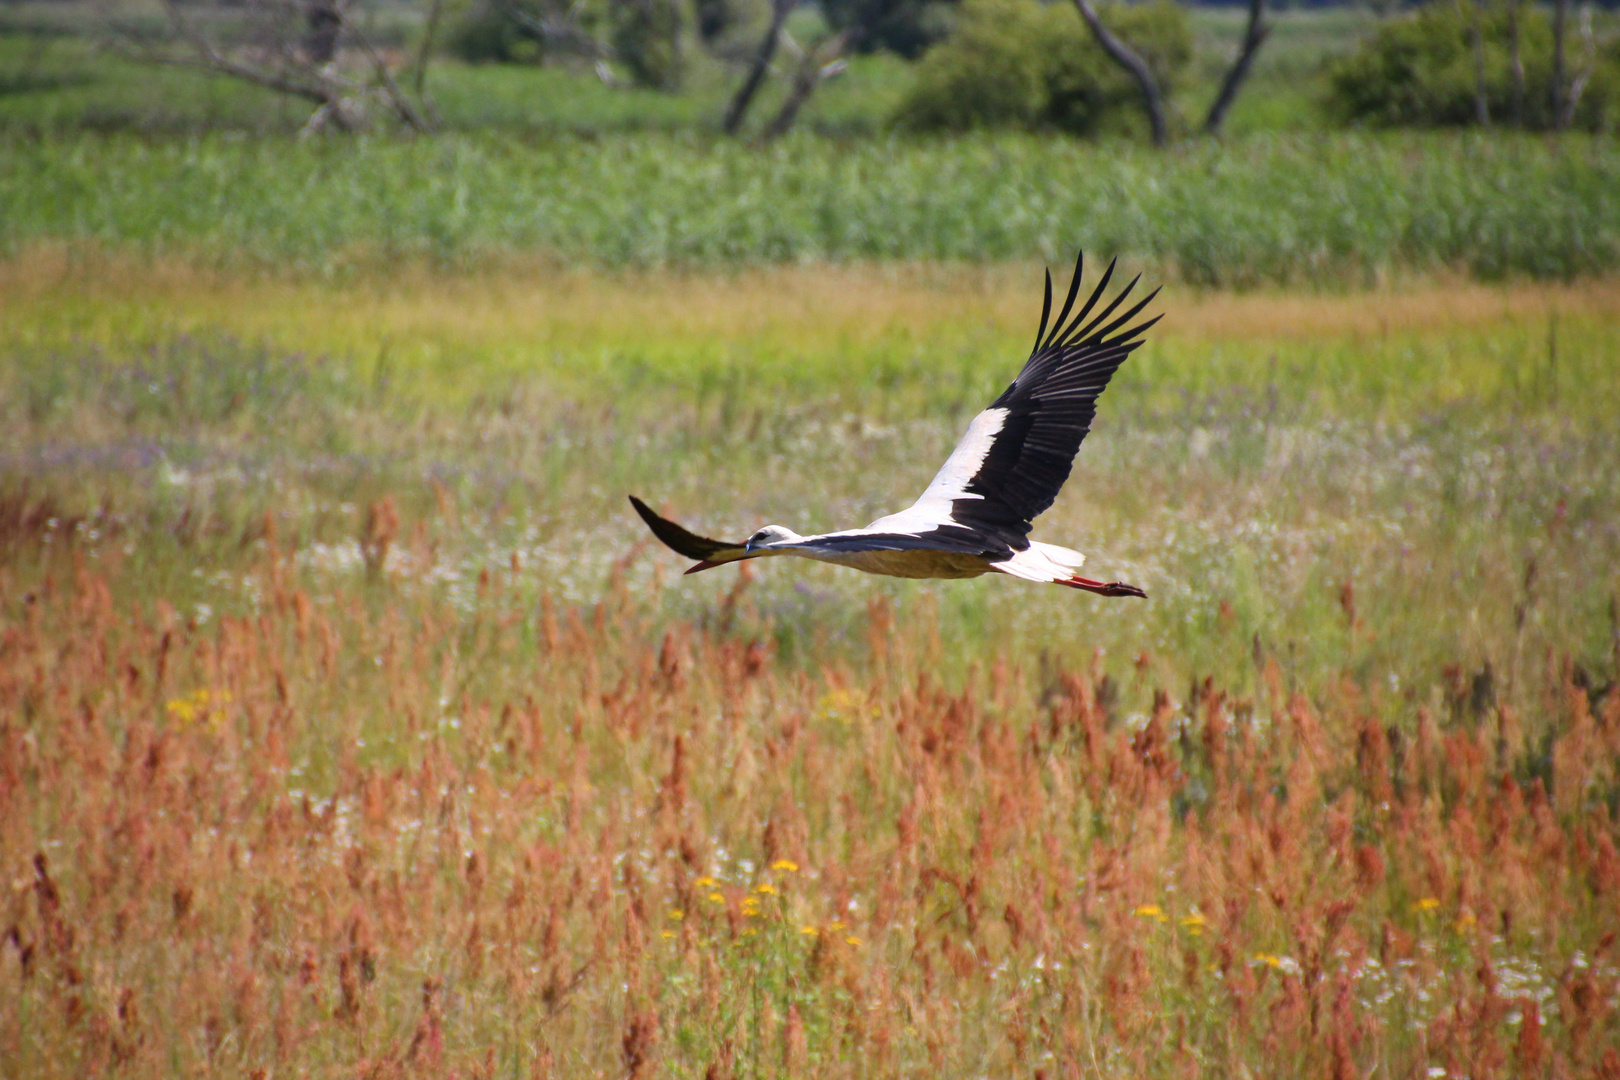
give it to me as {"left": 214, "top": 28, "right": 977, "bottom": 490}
{"left": 748, "top": 531, "right": 768, "bottom": 545}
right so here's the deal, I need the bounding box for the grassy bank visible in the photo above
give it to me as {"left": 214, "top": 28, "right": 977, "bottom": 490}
{"left": 5, "top": 131, "right": 1620, "bottom": 283}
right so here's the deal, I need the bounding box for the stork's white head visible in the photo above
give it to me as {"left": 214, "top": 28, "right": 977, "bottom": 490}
{"left": 745, "top": 525, "right": 802, "bottom": 553}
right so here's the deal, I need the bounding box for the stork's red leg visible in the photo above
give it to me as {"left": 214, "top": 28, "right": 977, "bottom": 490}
{"left": 1060, "top": 576, "right": 1147, "bottom": 599}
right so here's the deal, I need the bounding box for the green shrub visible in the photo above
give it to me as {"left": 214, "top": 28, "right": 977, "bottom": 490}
{"left": 609, "top": 0, "right": 685, "bottom": 89}
{"left": 892, "top": 0, "right": 1189, "bottom": 136}
{"left": 445, "top": 0, "right": 544, "bottom": 64}
{"left": 444, "top": 0, "right": 684, "bottom": 89}
{"left": 692, "top": 0, "right": 746, "bottom": 49}
{"left": 823, "top": 0, "right": 959, "bottom": 59}
{"left": 1327, "top": 2, "right": 1620, "bottom": 132}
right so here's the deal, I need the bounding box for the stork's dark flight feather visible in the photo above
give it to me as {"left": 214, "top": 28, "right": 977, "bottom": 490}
{"left": 949, "top": 252, "right": 1160, "bottom": 548}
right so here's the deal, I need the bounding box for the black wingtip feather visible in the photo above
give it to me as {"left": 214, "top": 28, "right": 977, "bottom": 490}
{"left": 1063, "top": 272, "right": 1140, "bottom": 349}
{"left": 1052, "top": 256, "right": 1117, "bottom": 349}
{"left": 1087, "top": 285, "right": 1163, "bottom": 347}
{"left": 1043, "top": 251, "right": 1088, "bottom": 351}
{"left": 1034, "top": 268, "right": 1053, "bottom": 353}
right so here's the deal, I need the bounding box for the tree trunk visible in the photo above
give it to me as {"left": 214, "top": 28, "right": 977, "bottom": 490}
{"left": 1203, "top": 0, "right": 1268, "bottom": 136}
{"left": 761, "top": 31, "right": 850, "bottom": 140}
{"left": 1504, "top": 0, "right": 1524, "bottom": 127}
{"left": 1460, "top": 0, "right": 1489, "bottom": 126}
{"left": 1551, "top": 0, "right": 1568, "bottom": 129}
{"left": 305, "top": 0, "right": 343, "bottom": 65}
{"left": 412, "top": 0, "right": 447, "bottom": 97}
{"left": 1069, "top": 0, "right": 1167, "bottom": 146}
{"left": 723, "top": 0, "right": 795, "bottom": 135}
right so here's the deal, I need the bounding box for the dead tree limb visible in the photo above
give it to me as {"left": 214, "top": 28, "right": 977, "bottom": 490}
{"left": 1506, "top": 0, "right": 1524, "bottom": 127}
{"left": 1559, "top": 5, "right": 1596, "bottom": 130}
{"left": 1069, "top": 0, "right": 1167, "bottom": 146}
{"left": 506, "top": 3, "right": 614, "bottom": 60}
{"left": 1460, "top": 0, "right": 1489, "bottom": 126}
{"left": 723, "top": 0, "right": 794, "bottom": 135}
{"left": 412, "top": 0, "right": 448, "bottom": 97}
{"left": 149, "top": 4, "right": 360, "bottom": 127}
{"left": 353, "top": 25, "right": 431, "bottom": 131}
{"left": 305, "top": 0, "right": 344, "bottom": 65}
{"left": 1203, "top": 0, "right": 1267, "bottom": 136}
{"left": 1551, "top": 0, "right": 1568, "bottom": 129}
{"left": 128, "top": 0, "right": 431, "bottom": 133}
{"left": 760, "top": 30, "right": 849, "bottom": 139}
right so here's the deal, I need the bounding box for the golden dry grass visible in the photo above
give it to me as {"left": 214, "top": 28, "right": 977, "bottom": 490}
{"left": 10, "top": 245, "right": 1620, "bottom": 353}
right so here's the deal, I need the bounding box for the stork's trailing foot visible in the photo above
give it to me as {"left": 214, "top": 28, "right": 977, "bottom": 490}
{"left": 1060, "top": 576, "right": 1147, "bottom": 599}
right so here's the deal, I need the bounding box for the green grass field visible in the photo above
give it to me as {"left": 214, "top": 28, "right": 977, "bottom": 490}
{"left": 6, "top": 131, "right": 1620, "bottom": 282}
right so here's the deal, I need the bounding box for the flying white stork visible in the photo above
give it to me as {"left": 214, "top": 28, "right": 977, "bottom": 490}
{"left": 629, "top": 252, "right": 1158, "bottom": 599}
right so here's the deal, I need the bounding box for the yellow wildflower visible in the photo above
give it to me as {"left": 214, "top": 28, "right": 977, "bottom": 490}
{"left": 694, "top": 876, "right": 717, "bottom": 889}
{"left": 1134, "top": 904, "right": 1169, "bottom": 923}
{"left": 667, "top": 909, "right": 684, "bottom": 921}
{"left": 1253, "top": 953, "right": 1283, "bottom": 968}
{"left": 755, "top": 882, "right": 778, "bottom": 895}
{"left": 707, "top": 892, "right": 725, "bottom": 904}
{"left": 1415, "top": 897, "right": 1441, "bottom": 912}
{"left": 771, "top": 860, "right": 800, "bottom": 873}
{"left": 166, "top": 688, "right": 232, "bottom": 730}
{"left": 1180, "top": 913, "right": 1208, "bottom": 934}
{"left": 800, "top": 925, "right": 819, "bottom": 936}
{"left": 844, "top": 936, "right": 861, "bottom": 946}
{"left": 660, "top": 930, "right": 676, "bottom": 940}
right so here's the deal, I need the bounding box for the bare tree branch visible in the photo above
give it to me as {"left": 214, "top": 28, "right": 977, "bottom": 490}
{"left": 761, "top": 29, "right": 849, "bottom": 140}
{"left": 150, "top": 2, "right": 356, "bottom": 116}
{"left": 1506, "top": 0, "right": 1524, "bottom": 127}
{"left": 1203, "top": 0, "right": 1267, "bottom": 136}
{"left": 1560, "top": 4, "right": 1596, "bottom": 130}
{"left": 352, "top": 22, "right": 432, "bottom": 131}
{"left": 1551, "top": 0, "right": 1568, "bottom": 129}
{"left": 723, "top": 0, "right": 794, "bottom": 135}
{"left": 412, "top": 0, "right": 448, "bottom": 97}
{"left": 117, "top": 0, "right": 431, "bottom": 134}
{"left": 1459, "top": 0, "right": 1489, "bottom": 126}
{"left": 1069, "top": 0, "right": 1167, "bottom": 146}
{"left": 507, "top": 3, "right": 614, "bottom": 60}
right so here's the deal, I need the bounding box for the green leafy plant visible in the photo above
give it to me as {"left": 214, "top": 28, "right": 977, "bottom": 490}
{"left": 1327, "top": 1, "right": 1620, "bottom": 132}
{"left": 893, "top": 0, "right": 1188, "bottom": 136}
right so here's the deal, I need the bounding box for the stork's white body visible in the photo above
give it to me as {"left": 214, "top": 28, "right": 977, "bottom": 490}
{"left": 754, "top": 528, "right": 1085, "bottom": 583}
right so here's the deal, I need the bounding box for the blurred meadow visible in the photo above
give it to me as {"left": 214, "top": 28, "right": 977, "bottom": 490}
{"left": 4, "top": 0, "right": 1620, "bottom": 1077}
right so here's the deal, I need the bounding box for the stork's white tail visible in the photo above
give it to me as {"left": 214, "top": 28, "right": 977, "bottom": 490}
{"left": 993, "top": 542, "right": 1086, "bottom": 584}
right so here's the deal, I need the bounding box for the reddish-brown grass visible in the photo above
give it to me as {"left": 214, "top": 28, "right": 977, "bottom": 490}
{"left": 2, "top": 522, "right": 1616, "bottom": 1077}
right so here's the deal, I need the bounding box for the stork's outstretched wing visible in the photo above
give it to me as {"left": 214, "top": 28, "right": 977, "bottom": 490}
{"left": 628, "top": 496, "right": 752, "bottom": 568}
{"left": 869, "top": 252, "right": 1160, "bottom": 550}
